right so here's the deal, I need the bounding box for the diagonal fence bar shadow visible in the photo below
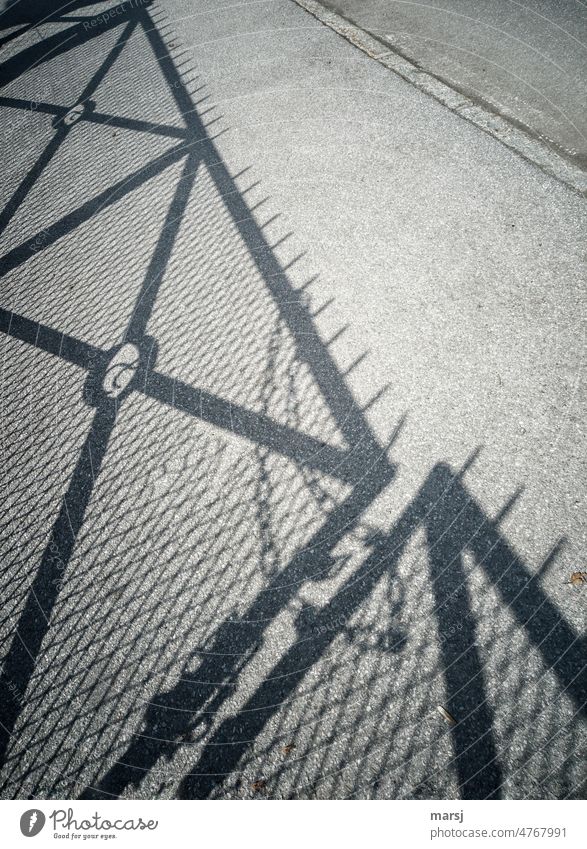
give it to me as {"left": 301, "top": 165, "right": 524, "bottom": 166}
{"left": 0, "top": 153, "right": 199, "bottom": 758}
{"left": 0, "top": 402, "right": 116, "bottom": 763}
{"left": 0, "top": 94, "right": 188, "bottom": 140}
{"left": 0, "top": 0, "right": 583, "bottom": 801}
{"left": 88, "top": 461, "right": 583, "bottom": 801}
{"left": 0, "top": 18, "right": 202, "bottom": 756}
{"left": 0, "top": 2, "right": 140, "bottom": 89}
{"left": 0, "top": 0, "right": 392, "bottom": 779}
{"left": 0, "top": 16, "right": 138, "bottom": 236}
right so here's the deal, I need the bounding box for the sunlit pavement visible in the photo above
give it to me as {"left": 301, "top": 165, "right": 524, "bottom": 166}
{"left": 0, "top": 0, "right": 585, "bottom": 800}
{"left": 313, "top": 0, "right": 587, "bottom": 174}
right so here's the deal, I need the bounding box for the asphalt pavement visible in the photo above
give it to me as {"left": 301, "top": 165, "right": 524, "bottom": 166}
{"left": 313, "top": 0, "right": 587, "bottom": 173}
{"left": 0, "top": 0, "right": 585, "bottom": 800}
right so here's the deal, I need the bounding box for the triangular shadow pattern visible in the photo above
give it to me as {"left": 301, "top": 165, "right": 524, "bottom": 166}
{"left": 0, "top": 0, "right": 583, "bottom": 803}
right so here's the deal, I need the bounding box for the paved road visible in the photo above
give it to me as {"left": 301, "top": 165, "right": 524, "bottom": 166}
{"left": 0, "top": 0, "right": 585, "bottom": 800}
{"left": 316, "top": 0, "right": 587, "bottom": 171}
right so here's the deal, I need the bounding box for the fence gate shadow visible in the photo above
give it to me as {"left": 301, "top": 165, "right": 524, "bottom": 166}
{"left": 0, "top": 0, "right": 584, "bottom": 801}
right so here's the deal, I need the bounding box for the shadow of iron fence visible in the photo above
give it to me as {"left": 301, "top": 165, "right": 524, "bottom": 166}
{"left": 0, "top": 0, "right": 583, "bottom": 802}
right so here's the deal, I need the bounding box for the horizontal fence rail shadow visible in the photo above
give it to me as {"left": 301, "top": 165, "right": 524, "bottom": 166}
{"left": 0, "top": 0, "right": 583, "bottom": 802}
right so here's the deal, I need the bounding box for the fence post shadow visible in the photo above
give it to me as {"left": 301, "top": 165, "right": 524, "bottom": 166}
{"left": 0, "top": 0, "right": 583, "bottom": 804}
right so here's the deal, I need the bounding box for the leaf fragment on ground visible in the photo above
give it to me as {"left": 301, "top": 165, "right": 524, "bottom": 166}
{"left": 569, "top": 571, "right": 587, "bottom": 586}
{"left": 252, "top": 780, "right": 267, "bottom": 792}
{"left": 437, "top": 705, "right": 457, "bottom": 726}
{"left": 281, "top": 743, "right": 296, "bottom": 755}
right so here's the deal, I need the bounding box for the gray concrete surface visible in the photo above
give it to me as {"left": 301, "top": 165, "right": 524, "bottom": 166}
{"left": 313, "top": 0, "right": 587, "bottom": 172}
{"left": 0, "top": 0, "right": 585, "bottom": 801}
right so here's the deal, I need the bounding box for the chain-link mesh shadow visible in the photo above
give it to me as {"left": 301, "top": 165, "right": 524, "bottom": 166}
{"left": 0, "top": 0, "right": 584, "bottom": 801}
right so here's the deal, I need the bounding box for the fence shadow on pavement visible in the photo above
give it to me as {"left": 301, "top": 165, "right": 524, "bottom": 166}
{"left": 0, "top": 0, "right": 584, "bottom": 802}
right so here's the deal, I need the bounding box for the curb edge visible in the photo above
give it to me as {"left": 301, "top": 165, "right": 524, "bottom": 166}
{"left": 292, "top": 0, "right": 587, "bottom": 198}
